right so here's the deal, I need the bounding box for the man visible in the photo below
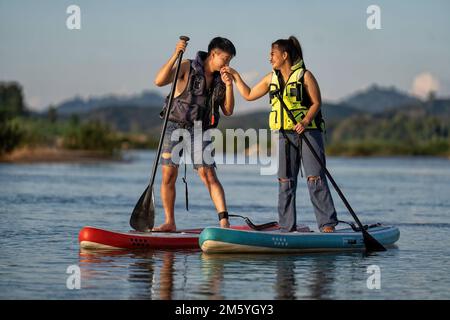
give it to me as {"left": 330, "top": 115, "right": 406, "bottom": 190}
{"left": 152, "top": 37, "right": 236, "bottom": 232}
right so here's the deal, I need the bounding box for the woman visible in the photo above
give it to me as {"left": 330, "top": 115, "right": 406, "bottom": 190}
{"left": 223, "top": 36, "right": 338, "bottom": 232}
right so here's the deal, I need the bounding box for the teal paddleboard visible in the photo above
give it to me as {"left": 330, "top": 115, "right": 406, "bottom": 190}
{"left": 199, "top": 224, "right": 400, "bottom": 253}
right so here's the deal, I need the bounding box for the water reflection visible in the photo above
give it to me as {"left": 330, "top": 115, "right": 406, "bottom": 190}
{"left": 158, "top": 251, "right": 175, "bottom": 300}
{"left": 303, "top": 255, "right": 336, "bottom": 299}
{"left": 199, "top": 253, "right": 342, "bottom": 300}
{"left": 79, "top": 249, "right": 197, "bottom": 300}
{"left": 275, "top": 257, "right": 297, "bottom": 299}
{"left": 79, "top": 249, "right": 157, "bottom": 299}
{"left": 79, "top": 248, "right": 395, "bottom": 300}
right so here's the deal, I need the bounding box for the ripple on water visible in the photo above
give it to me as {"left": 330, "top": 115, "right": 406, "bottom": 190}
{"left": 1, "top": 154, "right": 450, "bottom": 299}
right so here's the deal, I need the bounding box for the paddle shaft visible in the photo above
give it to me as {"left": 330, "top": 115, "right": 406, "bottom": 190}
{"left": 300, "top": 133, "right": 366, "bottom": 231}
{"left": 146, "top": 37, "right": 188, "bottom": 192}
{"left": 300, "top": 135, "right": 385, "bottom": 250}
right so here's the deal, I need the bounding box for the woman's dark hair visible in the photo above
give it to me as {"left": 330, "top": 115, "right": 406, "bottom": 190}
{"left": 272, "top": 36, "right": 304, "bottom": 66}
{"left": 208, "top": 37, "right": 236, "bottom": 57}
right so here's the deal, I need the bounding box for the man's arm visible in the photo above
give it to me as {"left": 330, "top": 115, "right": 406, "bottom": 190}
{"left": 220, "top": 70, "right": 234, "bottom": 116}
{"left": 154, "top": 40, "right": 189, "bottom": 87}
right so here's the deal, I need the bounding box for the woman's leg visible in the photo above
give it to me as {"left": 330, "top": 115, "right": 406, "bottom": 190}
{"left": 301, "top": 130, "right": 338, "bottom": 231}
{"left": 277, "top": 132, "right": 301, "bottom": 232}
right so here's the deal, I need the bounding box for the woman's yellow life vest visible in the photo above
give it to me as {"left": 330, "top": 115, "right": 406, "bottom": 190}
{"left": 268, "top": 60, "right": 324, "bottom": 131}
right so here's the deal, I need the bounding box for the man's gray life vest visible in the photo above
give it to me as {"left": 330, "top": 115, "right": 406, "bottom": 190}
{"left": 160, "top": 51, "right": 226, "bottom": 129}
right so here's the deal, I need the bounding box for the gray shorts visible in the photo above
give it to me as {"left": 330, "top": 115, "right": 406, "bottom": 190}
{"left": 160, "top": 121, "right": 216, "bottom": 170}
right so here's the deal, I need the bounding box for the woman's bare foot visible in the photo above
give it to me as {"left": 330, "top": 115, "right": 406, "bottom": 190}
{"left": 152, "top": 223, "right": 176, "bottom": 232}
{"left": 321, "top": 226, "right": 335, "bottom": 233}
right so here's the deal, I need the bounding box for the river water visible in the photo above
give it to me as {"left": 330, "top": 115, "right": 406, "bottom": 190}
{"left": 1, "top": 151, "right": 449, "bottom": 299}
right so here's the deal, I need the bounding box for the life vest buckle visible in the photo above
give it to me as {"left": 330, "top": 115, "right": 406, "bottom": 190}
{"left": 269, "top": 84, "right": 280, "bottom": 101}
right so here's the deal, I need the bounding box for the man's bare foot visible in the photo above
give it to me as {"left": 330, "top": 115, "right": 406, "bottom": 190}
{"left": 152, "top": 223, "right": 176, "bottom": 232}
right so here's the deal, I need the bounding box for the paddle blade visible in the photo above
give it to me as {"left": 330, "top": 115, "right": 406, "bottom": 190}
{"left": 362, "top": 229, "right": 387, "bottom": 252}
{"left": 130, "top": 185, "right": 155, "bottom": 232}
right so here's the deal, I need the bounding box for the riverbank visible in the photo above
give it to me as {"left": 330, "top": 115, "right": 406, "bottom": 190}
{"left": 2, "top": 144, "right": 449, "bottom": 164}
{"left": 325, "top": 140, "right": 450, "bottom": 157}
{"left": 0, "top": 146, "right": 122, "bottom": 163}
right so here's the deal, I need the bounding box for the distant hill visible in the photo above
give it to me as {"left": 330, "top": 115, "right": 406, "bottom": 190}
{"left": 50, "top": 85, "right": 449, "bottom": 138}
{"left": 381, "top": 98, "right": 450, "bottom": 119}
{"left": 13, "top": 77, "right": 448, "bottom": 157}
{"left": 424, "top": 98, "right": 450, "bottom": 117}
{"left": 56, "top": 90, "right": 165, "bottom": 115}
{"left": 218, "top": 103, "right": 362, "bottom": 131}
{"left": 321, "top": 102, "right": 362, "bottom": 120}
{"left": 75, "top": 102, "right": 363, "bottom": 137}
{"left": 80, "top": 105, "right": 163, "bottom": 136}
{"left": 342, "top": 84, "right": 421, "bottom": 113}
{"left": 219, "top": 110, "right": 268, "bottom": 130}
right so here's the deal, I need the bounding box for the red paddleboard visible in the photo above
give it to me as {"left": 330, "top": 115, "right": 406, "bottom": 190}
{"left": 79, "top": 225, "right": 275, "bottom": 250}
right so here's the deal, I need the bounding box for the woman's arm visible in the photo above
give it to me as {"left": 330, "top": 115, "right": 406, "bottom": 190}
{"left": 294, "top": 70, "right": 322, "bottom": 134}
{"left": 222, "top": 67, "right": 271, "bottom": 101}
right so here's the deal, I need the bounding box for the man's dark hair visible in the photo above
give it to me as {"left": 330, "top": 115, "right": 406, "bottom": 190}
{"left": 207, "top": 37, "right": 236, "bottom": 57}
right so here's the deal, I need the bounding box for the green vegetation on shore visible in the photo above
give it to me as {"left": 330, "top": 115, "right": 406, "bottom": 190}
{"left": 1, "top": 81, "right": 449, "bottom": 160}
{"left": 326, "top": 139, "right": 449, "bottom": 156}
{"left": 0, "top": 82, "right": 157, "bottom": 160}
{"left": 325, "top": 108, "right": 450, "bottom": 156}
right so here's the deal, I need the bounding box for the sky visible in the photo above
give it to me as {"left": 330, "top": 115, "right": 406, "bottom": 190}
{"left": 1, "top": 0, "right": 449, "bottom": 113}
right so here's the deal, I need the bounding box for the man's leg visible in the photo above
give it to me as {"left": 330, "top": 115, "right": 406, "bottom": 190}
{"left": 152, "top": 164, "right": 178, "bottom": 232}
{"left": 151, "top": 120, "right": 185, "bottom": 232}
{"left": 197, "top": 166, "right": 230, "bottom": 228}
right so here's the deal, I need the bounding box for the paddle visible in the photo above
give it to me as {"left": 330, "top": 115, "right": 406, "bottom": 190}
{"left": 274, "top": 90, "right": 386, "bottom": 252}
{"left": 229, "top": 214, "right": 278, "bottom": 231}
{"left": 146, "top": 215, "right": 277, "bottom": 233}
{"left": 130, "top": 36, "right": 190, "bottom": 232}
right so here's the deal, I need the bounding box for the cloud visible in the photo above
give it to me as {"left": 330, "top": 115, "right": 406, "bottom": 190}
{"left": 411, "top": 72, "right": 440, "bottom": 98}
{"left": 27, "top": 96, "right": 43, "bottom": 110}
